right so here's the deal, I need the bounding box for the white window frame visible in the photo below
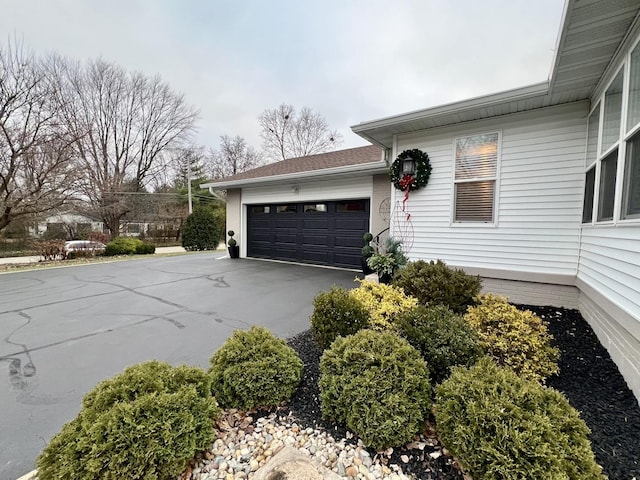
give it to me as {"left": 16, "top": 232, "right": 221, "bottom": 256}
{"left": 450, "top": 130, "right": 501, "bottom": 227}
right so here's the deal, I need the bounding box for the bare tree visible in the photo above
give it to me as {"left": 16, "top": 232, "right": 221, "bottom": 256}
{"left": 259, "top": 104, "right": 342, "bottom": 161}
{"left": 209, "top": 135, "right": 261, "bottom": 178}
{"left": 56, "top": 58, "right": 199, "bottom": 237}
{"left": 0, "top": 41, "right": 79, "bottom": 232}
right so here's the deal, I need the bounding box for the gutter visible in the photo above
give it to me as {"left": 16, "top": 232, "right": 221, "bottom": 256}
{"left": 200, "top": 160, "right": 388, "bottom": 190}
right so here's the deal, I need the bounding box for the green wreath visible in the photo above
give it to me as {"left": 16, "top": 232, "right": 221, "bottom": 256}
{"left": 390, "top": 149, "right": 431, "bottom": 191}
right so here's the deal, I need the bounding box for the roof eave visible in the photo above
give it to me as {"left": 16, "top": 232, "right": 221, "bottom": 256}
{"left": 350, "top": 81, "right": 550, "bottom": 136}
{"left": 200, "top": 160, "right": 389, "bottom": 190}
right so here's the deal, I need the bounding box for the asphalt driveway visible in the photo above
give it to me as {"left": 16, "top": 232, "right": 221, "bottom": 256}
{"left": 0, "top": 254, "right": 358, "bottom": 480}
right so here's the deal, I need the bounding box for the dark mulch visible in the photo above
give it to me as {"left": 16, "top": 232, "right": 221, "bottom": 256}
{"left": 285, "top": 305, "right": 640, "bottom": 480}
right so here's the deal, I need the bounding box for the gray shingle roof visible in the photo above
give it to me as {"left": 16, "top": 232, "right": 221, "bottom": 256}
{"left": 206, "top": 145, "right": 383, "bottom": 184}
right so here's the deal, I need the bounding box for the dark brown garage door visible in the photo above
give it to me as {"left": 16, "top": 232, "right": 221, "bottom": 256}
{"left": 247, "top": 199, "right": 369, "bottom": 268}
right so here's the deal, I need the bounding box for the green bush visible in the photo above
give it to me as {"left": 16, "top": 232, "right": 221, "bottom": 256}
{"left": 465, "top": 294, "right": 559, "bottom": 383}
{"left": 435, "top": 358, "right": 605, "bottom": 480}
{"left": 135, "top": 242, "right": 156, "bottom": 254}
{"left": 319, "top": 329, "right": 431, "bottom": 449}
{"left": 182, "top": 206, "right": 223, "bottom": 251}
{"left": 38, "top": 361, "right": 219, "bottom": 480}
{"left": 395, "top": 305, "right": 484, "bottom": 384}
{"left": 392, "top": 260, "right": 481, "bottom": 314}
{"left": 104, "top": 236, "right": 144, "bottom": 255}
{"left": 310, "top": 286, "right": 370, "bottom": 349}
{"left": 209, "top": 326, "right": 303, "bottom": 410}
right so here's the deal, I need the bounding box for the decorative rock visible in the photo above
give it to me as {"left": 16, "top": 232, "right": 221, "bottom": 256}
{"left": 345, "top": 465, "right": 358, "bottom": 477}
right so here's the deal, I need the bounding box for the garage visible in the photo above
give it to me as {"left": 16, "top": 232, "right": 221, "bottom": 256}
{"left": 247, "top": 199, "right": 369, "bottom": 268}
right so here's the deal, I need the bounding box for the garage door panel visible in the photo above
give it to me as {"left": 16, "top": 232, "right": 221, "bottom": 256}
{"left": 247, "top": 200, "right": 369, "bottom": 268}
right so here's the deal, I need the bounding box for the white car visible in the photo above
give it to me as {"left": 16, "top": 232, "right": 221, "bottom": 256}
{"left": 63, "top": 240, "right": 106, "bottom": 255}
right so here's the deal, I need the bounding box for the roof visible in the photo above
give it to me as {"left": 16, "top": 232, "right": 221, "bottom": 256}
{"left": 352, "top": 0, "right": 640, "bottom": 148}
{"left": 201, "top": 145, "right": 385, "bottom": 189}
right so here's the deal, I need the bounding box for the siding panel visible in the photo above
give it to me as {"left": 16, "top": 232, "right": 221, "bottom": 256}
{"left": 395, "top": 102, "right": 587, "bottom": 276}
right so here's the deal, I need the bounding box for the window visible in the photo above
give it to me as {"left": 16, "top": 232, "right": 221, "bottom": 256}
{"left": 336, "top": 200, "right": 366, "bottom": 212}
{"left": 582, "top": 167, "right": 596, "bottom": 223}
{"left": 454, "top": 132, "right": 499, "bottom": 222}
{"left": 597, "top": 149, "right": 618, "bottom": 221}
{"left": 276, "top": 204, "right": 297, "bottom": 213}
{"left": 627, "top": 42, "right": 640, "bottom": 132}
{"left": 304, "top": 203, "right": 327, "bottom": 213}
{"left": 602, "top": 71, "right": 623, "bottom": 153}
{"left": 250, "top": 205, "right": 270, "bottom": 214}
{"left": 623, "top": 131, "right": 640, "bottom": 218}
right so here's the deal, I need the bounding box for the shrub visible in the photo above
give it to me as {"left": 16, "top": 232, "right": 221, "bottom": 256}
{"left": 392, "top": 260, "right": 481, "bottom": 314}
{"left": 348, "top": 280, "right": 418, "bottom": 331}
{"left": 104, "top": 236, "right": 144, "bottom": 255}
{"left": 435, "top": 358, "right": 605, "bottom": 480}
{"left": 310, "top": 286, "right": 370, "bottom": 349}
{"left": 135, "top": 242, "right": 156, "bottom": 254}
{"left": 209, "top": 326, "right": 303, "bottom": 410}
{"left": 395, "top": 305, "right": 484, "bottom": 384}
{"left": 33, "top": 240, "right": 65, "bottom": 261}
{"left": 182, "top": 206, "right": 223, "bottom": 251}
{"left": 38, "top": 361, "right": 219, "bottom": 480}
{"left": 464, "top": 294, "right": 559, "bottom": 383}
{"left": 319, "top": 329, "right": 431, "bottom": 449}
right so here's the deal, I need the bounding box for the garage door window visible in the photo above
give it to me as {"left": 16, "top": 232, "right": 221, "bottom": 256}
{"left": 251, "top": 206, "right": 270, "bottom": 214}
{"left": 304, "top": 203, "right": 327, "bottom": 213}
{"left": 276, "top": 204, "right": 297, "bottom": 213}
{"left": 336, "top": 201, "right": 366, "bottom": 212}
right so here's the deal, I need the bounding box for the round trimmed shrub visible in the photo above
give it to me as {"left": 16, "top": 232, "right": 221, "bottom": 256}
{"left": 435, "top": 358, "right": 605, "bottom": 480}
{"left": 209, "top": 326, "right": 303, "bottom": 409}
{"left": 135, "top": 241, "right": 156, "bottom": 254}
{"left": 104, "top": 236, "right": 144, "bottom": 255}
{"left": 319, "top": 329, "right": 431, "bottom": 449}
{"left": 395, "top": 305, "right": 485, "bottom": 384}
{"left": 348, "top": 280, "right": 418, "bottom": 331}
{"left": 182, "top": 206, "right": 223, "bottom": 251}
{"left": 37, "top": 361, "right": 220, "bottom": 480}
{"left": 464, "top": 294, "right": 559, "bottom": 383}
{"left": 310, "top": 286, "right": 370, "bottom": 349}
{"left": 392, "top": 260, "right": 481, "bottom": 314}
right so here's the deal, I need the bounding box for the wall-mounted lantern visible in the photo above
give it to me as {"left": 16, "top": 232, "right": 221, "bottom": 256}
{"left": 402, "top": 156, "right": 416, "bottom": 175}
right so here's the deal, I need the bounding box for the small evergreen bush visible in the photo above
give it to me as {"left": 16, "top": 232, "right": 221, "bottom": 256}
{"left": 104, "top": 236, "right": 144, "bottom": 255}
{"left": 435, "top": 358, "right": 605, "bottom": 480}
{"left": 465, "top": 294, "right": 559, "bottom": 383}
{"left": 392, "top": 260, "right": 481, "bottom": 314}
{"left": 209, "top": 326, "right": 303, "bottom": 410}
{"left": 319, "top": 329, "right": 431, "bottom": 449}
{"left": 310, "top": 286, "right": 370, "bottom": 349}
{"left": 396, "top": 305, "right": 485, "bottom": 384}
{"left": 38, "top": 361, "right": 219, "bottom": 480}
{"left": 182, "top": 206, "right": 223, "bottom": 251}
{"left": 349, "top": 280, "right": 418, "bottom": 331}
{"left": 135, "top": 241, "right": 156, "bottom": 254}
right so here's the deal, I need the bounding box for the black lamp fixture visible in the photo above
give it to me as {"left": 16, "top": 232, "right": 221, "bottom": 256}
{"left": 402, "top": 155, "right": 416, "bottom": 175}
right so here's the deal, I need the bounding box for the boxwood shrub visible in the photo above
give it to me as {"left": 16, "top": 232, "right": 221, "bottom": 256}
{"left": 209, "top": 326, "right": 303, "bottom": 410}
{"left": 392, "top": 260, "right": 481, "bottom": 314}
{"left": 104, "top": 237, "right": 155, "bottom": 255}
{"left": 37, "top": 361, "right": 219, "bottom": 480}
{"left": 435, "top": 358, "right": 605, "bottom": 480}
{"left": 310, "top": 286, "right": 370, "bottom": 349}
{"left": 319, "top": 329, "right": 431, "bottom": 449}
{"left": 395, "top": 305, "right": 484, "bottom": 384}
{"left": 465, "top": 294, "right": 559, "bottom": 383}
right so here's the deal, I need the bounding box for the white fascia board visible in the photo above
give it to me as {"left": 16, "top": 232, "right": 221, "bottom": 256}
{"left": 547, "top": 0, "right": 574, "bottom": 94}
{"left": 351, "top": 82, "right": 550, "bottom": 133}
{"left": 200, "top": 161, "right": 388, "bottom": 190}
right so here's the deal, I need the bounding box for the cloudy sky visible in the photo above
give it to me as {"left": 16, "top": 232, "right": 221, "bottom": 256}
{"left": 1, "top": 0, "right": 565, "bottom": 151}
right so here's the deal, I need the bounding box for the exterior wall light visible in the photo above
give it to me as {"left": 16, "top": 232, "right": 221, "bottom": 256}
{"left": 402, "top": 156, "right": 416, "bottom": 175}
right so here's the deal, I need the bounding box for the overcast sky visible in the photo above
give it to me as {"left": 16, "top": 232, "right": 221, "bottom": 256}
{"left": 1, "top": 0, "right": 565, "bottom": 151}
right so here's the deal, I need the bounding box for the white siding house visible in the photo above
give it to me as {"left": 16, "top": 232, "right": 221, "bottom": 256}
{"left": 352, "top": 0, "right": 640, "bottom": 402}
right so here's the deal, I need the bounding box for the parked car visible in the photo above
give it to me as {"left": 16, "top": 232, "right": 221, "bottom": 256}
{"left": 63, "top": 240, "right": 106, "bottom": 256}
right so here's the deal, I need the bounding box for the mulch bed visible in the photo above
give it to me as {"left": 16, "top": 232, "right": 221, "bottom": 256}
{"left": 286, "top": 305, "right": 640, "bottom": 480}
